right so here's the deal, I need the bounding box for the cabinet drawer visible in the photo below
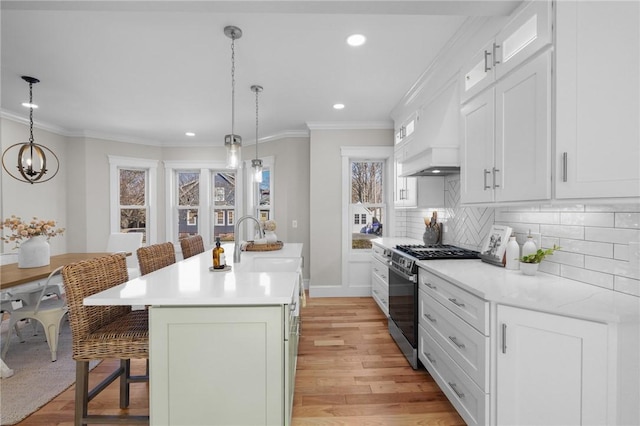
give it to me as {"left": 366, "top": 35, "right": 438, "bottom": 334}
{"left": 419, "top": 289, "right": 488, "bottom": 390}
{"left": 371, "top": 258, "right": 389, "bottom": 282}
{"left": 419, "top": 269, "right": 488, "bottom": 334}
{"left": 418, "top": 324, "right": 488, "bottom": 426}
{"left": 371, "top": 275, "right": 388, "bottom": 316}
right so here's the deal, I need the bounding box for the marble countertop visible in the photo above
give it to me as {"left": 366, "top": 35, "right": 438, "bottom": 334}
{"left": 84, "top": 243, "right": 302, "bottom": 307}
{"left": 373, "top": 239, "right": 639, "bottom": 323}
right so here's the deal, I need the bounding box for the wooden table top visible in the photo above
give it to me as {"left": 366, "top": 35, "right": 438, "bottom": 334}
{"left": 0, "top": 253, "right": 111, "bottom": 290}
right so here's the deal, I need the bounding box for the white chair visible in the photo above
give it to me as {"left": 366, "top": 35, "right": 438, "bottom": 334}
{"left": 2, "top": 266, "right": 68, "bottom": 362}
{"left": 1, "top": 252, "right": 62, "bottom": 308}
{"left": 107, "top": 232, "right": 143, "bottom": 279}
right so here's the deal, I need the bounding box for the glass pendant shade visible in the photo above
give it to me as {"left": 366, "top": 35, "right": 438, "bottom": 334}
{"left": 252, "top": 158, "right": 263, "bottom": 183}
{"left": 225, "top": 134, "right": 242, "bottom": 169}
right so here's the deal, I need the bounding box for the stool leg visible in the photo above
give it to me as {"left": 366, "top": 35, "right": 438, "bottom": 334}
{"left": 75, "top": 361, "right": 89, "bottom": 426}
{"left": 120, "top": 359, "right": 131, "bottom": 409}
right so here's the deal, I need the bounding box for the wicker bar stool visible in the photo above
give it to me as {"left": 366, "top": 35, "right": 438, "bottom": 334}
{"left": 180, "top": 235, "right": 205, "bottom": 260}
{"left": 61, "top": 253, "right": 149, "bottom": 425}
{"left": 137, "top": 242, "right": 176, "bottom": 276}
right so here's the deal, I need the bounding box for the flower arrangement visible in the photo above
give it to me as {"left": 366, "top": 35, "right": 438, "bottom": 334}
{"left": 0, "top": 215, "right": 65, "bottom": 248}
{"left": 519, "top": 245, "right": 561, "bottom": 264}
{"left": 263, "top": 220, "right": 277, "bottom": 232}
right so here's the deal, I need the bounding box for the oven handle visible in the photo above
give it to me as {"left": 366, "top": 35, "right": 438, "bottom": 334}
{"left": 389, "top": 266, "right": 417, "bottom": 283}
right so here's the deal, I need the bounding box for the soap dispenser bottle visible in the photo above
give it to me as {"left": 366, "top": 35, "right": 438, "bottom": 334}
{"left": 505, "top": 234, "right": 520, "bottom": 270}
{"left": 213, "top": 237, "right": 224, "bottom": 269}
{"left": 522, "top": 231, "right": 537, "bottom": 258}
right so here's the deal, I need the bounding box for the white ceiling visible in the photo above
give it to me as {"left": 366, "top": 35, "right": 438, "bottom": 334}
{"left": 1, "top": 1, "right": 520, "bottom": 147}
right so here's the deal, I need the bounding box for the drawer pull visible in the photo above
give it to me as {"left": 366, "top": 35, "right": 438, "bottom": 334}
{"left": 448, "top": 298, "right": 466, "bottom": 308}
{"left": 424, "top": 313, "right": 437, "bottom": 323}
{"left": 449, "top": 336, "right": 466, "bottom": 349}
{"left": 448, "top": 382, "right": 465, "bottom": 399}
{"left": 425, "top": 353, "right": 436, "bottom": 364}
{"left": 424, "top": 281, "right": 437, "bottom": 290}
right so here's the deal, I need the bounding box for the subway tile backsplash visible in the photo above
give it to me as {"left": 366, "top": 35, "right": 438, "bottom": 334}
{"left": 395, "top": 175, "right": 640, "bottom": 297}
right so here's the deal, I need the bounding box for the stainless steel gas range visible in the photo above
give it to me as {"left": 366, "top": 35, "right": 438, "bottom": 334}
{"left": 388, "top": 244, "right": 479, "bottom": 369}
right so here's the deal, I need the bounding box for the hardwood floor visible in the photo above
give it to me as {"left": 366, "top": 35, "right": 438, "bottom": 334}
{"left": 16, "top": 295, "right": 464, "bottom": 425}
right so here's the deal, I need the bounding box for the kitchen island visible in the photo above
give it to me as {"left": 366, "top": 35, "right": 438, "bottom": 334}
{"left": 84, "top": 243, "right": 303, "bottom": 426}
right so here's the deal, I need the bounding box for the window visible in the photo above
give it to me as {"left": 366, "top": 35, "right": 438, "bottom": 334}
{"left": 212, "top": 171, "right": 236, "bottom": 242}
{"left": 350, "top": 160, "right": 385, "bottom": 250}
{"left": 177, "top": 171, "right": 200, "bottom": 240}
{"left": 245, "top": 156, "right": 274, "bottom": 224}
{"left": 109, "top": 156, "right": 158, "bottom": 245}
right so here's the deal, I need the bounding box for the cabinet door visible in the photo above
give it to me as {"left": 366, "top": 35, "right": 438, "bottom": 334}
{"left": 394, "top": 155, "right": 417, "bottom": 208}
{"left": 494, "top": 0, "right": 552, "bottom": 80}
{"left": 555, "top": 1, "right": 640, "bottom": 199}
{"left": 460, "top": 40, "right": 496, "bottom": 103}
{"left": 495, "top": 50, "right": 551, "bottom": 202}
{"left": 496, "top": 305, "right": 608, "bottom": 426}
{"left": 461, "top": 88, "right": 495, "bottom": 204}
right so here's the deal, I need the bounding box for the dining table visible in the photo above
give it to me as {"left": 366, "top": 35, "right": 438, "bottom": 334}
{"left": 0, "top": 252, "right": 111, "bottom": 378}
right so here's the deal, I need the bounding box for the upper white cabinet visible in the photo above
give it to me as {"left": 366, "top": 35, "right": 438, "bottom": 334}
{"left": 555, "top": 1, "right": 640, "bottom": 199}
{"left": 461, "top": 50, "right": 551, "bottom": 204}
{"left": 394, "top": 113, "right": 417, "bottom": 146}
{"left": 394, "top": 150, "right": 417, "bottom": 208}
{"left": 496, "top": 305, "right": 608, "bottom": 425}
{"left": 461, "top": 0, "right": 552, "bottom": 103}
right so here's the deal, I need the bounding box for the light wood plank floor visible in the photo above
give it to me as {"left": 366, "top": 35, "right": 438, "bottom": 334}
{"left": 16, "top": 295, "right": 464, "bottom": 425}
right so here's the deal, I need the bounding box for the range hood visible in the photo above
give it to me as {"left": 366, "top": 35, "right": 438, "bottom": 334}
{"left": 399, "top": 146, "right": 460, "bottom": 177}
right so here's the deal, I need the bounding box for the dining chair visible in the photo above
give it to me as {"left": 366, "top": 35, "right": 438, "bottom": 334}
{"left": 61, "top": 253, "right": 149, "bottom": 425}
{"left": 1, "top": 266, "right": 68, "bottom": 362}
{"left": 106, "top": 232, "right": 144, "bottom": 279}
{"left": 1, "top": 253, "right": 62, "bottom": 309}
{"left": 137, "top": 242, "right": 176, "bottom": 276}
{"left": 179, "top": 235, "right": 205, "bottom": 260}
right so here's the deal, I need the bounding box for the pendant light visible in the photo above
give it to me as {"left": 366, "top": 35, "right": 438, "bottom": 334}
{"left": 224, "top": 26, "right": 242, "bottom": 169}
{"left": 251, "top": 84, "right": 263, "bottom": 183}
{"left": 2, "top": 76, "right": 60, "bottom": 184}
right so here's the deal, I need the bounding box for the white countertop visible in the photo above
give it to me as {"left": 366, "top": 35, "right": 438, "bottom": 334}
{"left": 373, "top": 238, "right": 639, "bottom": 324}
{"left": 84, "top": 243, "right": 302, "bottom": 307}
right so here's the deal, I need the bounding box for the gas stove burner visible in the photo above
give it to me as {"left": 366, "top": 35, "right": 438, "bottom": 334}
{"left": 395, "top": 244, "right": 479, "bottom": 260}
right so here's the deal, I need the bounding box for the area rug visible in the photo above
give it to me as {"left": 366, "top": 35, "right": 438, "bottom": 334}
{"left": 0, "top": 319, "right": 99, "bottom": 425}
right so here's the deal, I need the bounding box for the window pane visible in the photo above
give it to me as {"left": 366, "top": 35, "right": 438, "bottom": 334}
{"left": 214, "top": 172, "right": 235, "bottom": 206}
{"left": 178, "top": 172, "right": 200, "bottom": 206}
{"left": 351, "top": 161, "right": 383, "bottom": 204}
{"left": 120, "top": 208, "right": 147, "bottom": 243}
{"left": 213, "top": 209, "right": 234, "bottom": 242}
{"left": 119, "top": 169, "right": 145, "bottom": 206}
{"left": 178, "top": 208, "right": 198, "bottom": 239}
{"left": 259, "top": 169, "right": 271, "bottom": 206}
{"left": 351, "top": 208, "right": 383, "bottom": 250}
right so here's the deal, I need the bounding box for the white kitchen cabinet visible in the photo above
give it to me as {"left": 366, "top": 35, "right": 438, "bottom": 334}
{"left": 370, "top": 246, "right": 389, "bottom": 316}
{"left": 394, "top": 147, "right": 417, "bottom": 208}
{"left": 496, "top": 304, "right": 608, "bottom": 425}
{"left": 150, "top": 305, "right": 293, "bottom": 425}
{"left": 394, "top": 112, "right": 417, "bottom": 146}
{"left": 461, "top": 49, "right": 551, "bottom": 204}
{"left": 555, "top": 1, "right": 640, "bottom": 200}
{"left": 460, "top": 0, "right": 552, "bottom": 104}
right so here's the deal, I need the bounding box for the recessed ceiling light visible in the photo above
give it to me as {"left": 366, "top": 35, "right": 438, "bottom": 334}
{"left": 431, "top": 169, "right": 441, "bottom": 174}
{"left": 347, "top": 34, "right": 366, "bottom": 47}
{"left": 333, "top": 103, "right": 345, "bottom": 110}
{"left": 21, "top": 102, "right": 38, "bottom": 108}
{"left": 185, "top": 132, "right": 195, "bottom": 137}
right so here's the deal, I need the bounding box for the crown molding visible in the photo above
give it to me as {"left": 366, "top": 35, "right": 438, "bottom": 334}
{"left": 305, "top": 121, "right": 393, "bottom": 131}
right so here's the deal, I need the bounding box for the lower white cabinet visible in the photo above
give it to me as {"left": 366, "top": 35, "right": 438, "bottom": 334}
{"left": 370, "top": 254, "right": 389, "bottom": 316}
{"left": 150, "top": 305, "right": 295, "bottom": 425}
{"left": 496, "top": 305, "right": 608, "bottom": 425}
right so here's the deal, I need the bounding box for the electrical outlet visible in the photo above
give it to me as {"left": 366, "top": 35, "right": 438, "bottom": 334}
{"left": 292, "top": 220, "right": 298, "bottom": 229}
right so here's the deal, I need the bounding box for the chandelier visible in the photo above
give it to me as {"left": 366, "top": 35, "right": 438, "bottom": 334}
{"left": 2, "top": 76, "right": 60, "bottom": 184}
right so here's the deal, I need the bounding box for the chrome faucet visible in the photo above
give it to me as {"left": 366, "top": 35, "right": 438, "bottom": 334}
{"left": 234, "top": 215, "right": 264, "bottom": 263}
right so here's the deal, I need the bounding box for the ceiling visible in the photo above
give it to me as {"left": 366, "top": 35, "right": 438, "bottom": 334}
{"left": 1, "top": 1, "right": 520, "bottom": 147}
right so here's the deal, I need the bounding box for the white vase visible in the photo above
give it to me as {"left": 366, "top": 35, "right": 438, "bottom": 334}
{"left": 265, "top": 231, "right": 278, "bottom": 244}
{"left": 520, "top": 262, "right": 539, "bottom": 276}
{"left": 18, "top": 235, "right": 50, "bottom": 268}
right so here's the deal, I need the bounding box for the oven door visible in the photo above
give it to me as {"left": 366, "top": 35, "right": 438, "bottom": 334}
{"left": 388, "top": 262, "right": 418, "bottom": 368}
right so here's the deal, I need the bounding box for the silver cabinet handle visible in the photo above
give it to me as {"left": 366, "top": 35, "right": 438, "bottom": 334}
{"left": 424, "top": 313, "right": 437, "bottom": 323}
{"left": 502, "top": 323, "right": 507, "bottom": 354}
{"left": 492, "top": 42, "right": 501, "bottom": 65}
{"left": 562, "top": 152, "right": 568, "bottom": 182}
{"left": 484, "top": 50, "right": 492, "bottom": 72}
{"left": 424, "top": 281, "right": 437, "bottom": 290}
{"left": 448, "top": 298, "right": 466, "bottom": 308}
{"left": 425, "top": 353, "right": 436, "bottom": 364}
{"left": 449, "top": 336, "right": 466, "bottom": 349}
{"left": 483, "top": 169, "right": 491, "bottom": 190}
{"left": 448, "top": 382, "right": 465, "bottom": 399}
{"left": 493, "top": 167, "right": 500, "bottom": 188}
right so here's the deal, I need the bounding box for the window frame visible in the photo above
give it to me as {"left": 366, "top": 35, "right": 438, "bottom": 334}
{"left": 109, "top": 155, "right": 158, "bottom": 245}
